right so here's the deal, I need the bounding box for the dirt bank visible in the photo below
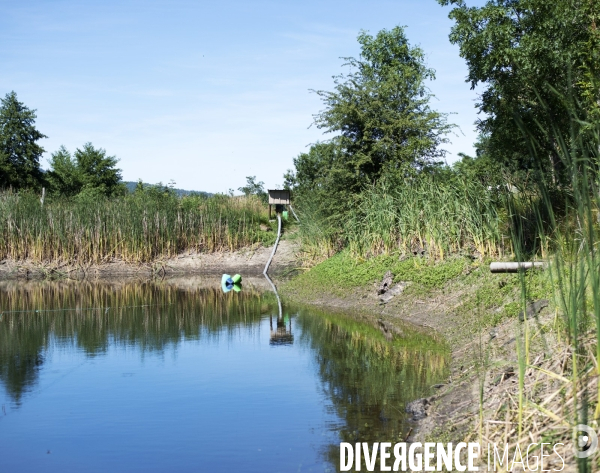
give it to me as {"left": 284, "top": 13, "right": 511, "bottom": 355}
{"left": 0, "top": 238, "right": 299, "bottom": 280}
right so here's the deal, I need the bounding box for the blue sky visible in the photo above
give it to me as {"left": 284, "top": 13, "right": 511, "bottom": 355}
{"left": 1, "top": 0, "right": 486, "bottom": 193}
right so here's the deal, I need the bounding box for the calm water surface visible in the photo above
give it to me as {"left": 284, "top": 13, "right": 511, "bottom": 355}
{"left": 0, "top": 278, "right": 448, "bottom": 473}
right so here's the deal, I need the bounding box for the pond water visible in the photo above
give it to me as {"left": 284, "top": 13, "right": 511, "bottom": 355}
{"left": 0, "top": 278, "right": 449, "bottom": 473}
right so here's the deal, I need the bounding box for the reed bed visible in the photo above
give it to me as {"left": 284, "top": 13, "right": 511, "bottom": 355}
{"left": 0, "top": 192, "right": 268, "bottom": 264}
{"left": 344, "top": 177, "right": 506, "bottom": 259}
{"left": 294, "top": 176, "right": 510, "bottom": 264}
{"left": 482, "top": 97, "right": 600, "bottom": 471}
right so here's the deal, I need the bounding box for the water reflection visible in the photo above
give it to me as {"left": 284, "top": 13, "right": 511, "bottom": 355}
{"left": 295, "top": 308, "right": 449, "bottom": 467}
{"left": 0, "top": 278, "right": 449, "bottom": 472}
{"left": 269, "top": 314, "right": 293, "bottom": 345}
{"left": 0, "top": 278, "right": 275, "bottom": 404}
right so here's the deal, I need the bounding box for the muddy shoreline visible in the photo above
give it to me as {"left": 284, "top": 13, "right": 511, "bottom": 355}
{"left": 0, "top": 239, "right": 299, "bottom": 280}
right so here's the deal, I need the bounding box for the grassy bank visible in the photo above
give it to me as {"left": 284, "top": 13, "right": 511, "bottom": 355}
{"left": 0, "top": 192, "right": 278, "bottom": 264}
{"left": 281, "top": 250, "right": 594, "bottom": 469}
{"left": 282, "top": 250, "right": 552, "bottom": 331}
{"left": 287, "top": 250, "right": 470, "bottom": 297}
{"left": 287, "top": 99, "right": 600, "bottom": 469}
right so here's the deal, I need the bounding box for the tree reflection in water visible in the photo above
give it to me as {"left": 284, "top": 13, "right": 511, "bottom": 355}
{"left": 0, "top": 278, "right": 449, "bottom": 471}
{"left": 0, "top": 279, "right": 275, "bottom": 404}
{"left": 294, "top": 307, "right": 450, "bottom": 466}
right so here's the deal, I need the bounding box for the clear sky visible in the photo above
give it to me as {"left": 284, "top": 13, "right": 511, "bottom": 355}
{"left": 1, "top": 0, "right": 487, "bottom": 194}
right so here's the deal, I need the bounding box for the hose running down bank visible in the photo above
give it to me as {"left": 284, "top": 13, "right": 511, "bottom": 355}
{"left": 263, "top": 213, "right": 283, "bottom": 317}
{"left": 263, "top": 213, "right": 282, "bottom": 276}
{"left": 288, "top": 204, "right": 300, "bottom": 223}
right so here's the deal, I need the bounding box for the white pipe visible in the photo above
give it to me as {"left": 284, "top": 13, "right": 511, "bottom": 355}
{"left": 263, "top": 271, "right": 282, "bottom": 319}
{"left": 490, "top": 262, "right": 547, "bottom": 273}
{"left": 288, "top": 204, "right": 300, "bottom": 223}
{"left": 263, "top": 213, "right": 282, "bottom": 276}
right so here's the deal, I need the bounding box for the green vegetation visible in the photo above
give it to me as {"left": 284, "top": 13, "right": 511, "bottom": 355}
{"left": 237, "top": 175, "right": 267, "bottom": 201}
{"left": 459, "top": 263, "right": 554, "bottom": 327}
{"left": 0, "top": 91, "right": 278, "bottom": 263}
{"left": 285, "top": 6, "right": 600, "bottom": 267}
{"left": 344, "top": 175, "right": 505, "bottom": 259}
{"left": 439, "top": 0, "right": 600, "bottom": 184}
{"left": 512, "top": 93, "right": 600, "bottom": 464}
{"left": 0, "top": 192, "right": 274, "bottom": 263}
{"left": 286, "top": 27, "right": 457, "bottom": 254}
{"left": 286, "top": 250, "right": 470, "bottom": 297}
{"left": 46, "top": 143, "right": 126, "bottom": 198}
{"left": 285, "top": 26, "right": 513, "bottom": 261}
{"left": 310, "top": 26, "right": 453, "bottom": 183}
{"left": 0, "top": 89, "right": 278, "bottom": 263}
{"left": 0, "top": 91, "right": 46, "bottom": 190}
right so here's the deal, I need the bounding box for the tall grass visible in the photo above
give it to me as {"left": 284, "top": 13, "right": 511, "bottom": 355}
{"left": 293, "top": 173, "right": 508, "bottom": 261}
{"left": 0, "top": 192, "right": 270, "bottom": 264}
{"left": 292, "top": 194, "right": 342, "bottom": 264}
{"left": 344, "top": 176, "right": 506, "bottom": 259}
{"left": 506, "top": 92, "right": 600, "bottom": 470}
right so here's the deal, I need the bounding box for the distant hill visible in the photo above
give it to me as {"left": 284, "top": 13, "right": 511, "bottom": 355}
{"left": 123, "top": 181, "right": 212, "bottom": 198}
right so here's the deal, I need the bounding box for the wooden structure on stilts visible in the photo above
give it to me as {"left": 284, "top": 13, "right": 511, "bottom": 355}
{"left": 267, "top": 190, "right": 291, "bottom": 220}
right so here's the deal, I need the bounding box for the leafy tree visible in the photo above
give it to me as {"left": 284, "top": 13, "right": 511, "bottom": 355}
{"left": 238, "top": 176, "right": 266, "bottom": 198}
{"left": 46, "top": 146, "right": 81, "bottom": 197}
{"left": 448, "top": 133, "right": 504, "bottom": 186}
{"left": 288, "top": 27, "right": 453, "bottom": 232}
{"left": 0, "top": 91, "right": 47, "bottom": 190}
{"left": 75, "top": 143, "right": 124, "bottom": 197}
{"left": 438, "top": 0, "right": 600, "bottom": 184}
{"left": 47, "top": 143, "right": 125, "bottom": 198}
{"left": 452, "top": 152, "right": 503, "bottom": 186}
{"left": 285, "top": 141, "right": 353, "bottom": 218}
{"left": 134, "top": 178, "right": 145, "bottom": 193}
{"left": 311, "top": 26, "right": 454, "bottom": 192}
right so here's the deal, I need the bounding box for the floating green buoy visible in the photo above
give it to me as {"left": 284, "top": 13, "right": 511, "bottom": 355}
{"left": 231, "top": 274, "right": 242, "bottom": 284}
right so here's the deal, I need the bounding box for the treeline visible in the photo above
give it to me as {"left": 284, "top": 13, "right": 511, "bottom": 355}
{"left": 0, "top": 91, "right": 123, "bottom": 198}
{"left": 0, "top": 90, "right": 269, "bottom": 203}
{"left": 285, "top": 2, "right": 600, "bottom": 260}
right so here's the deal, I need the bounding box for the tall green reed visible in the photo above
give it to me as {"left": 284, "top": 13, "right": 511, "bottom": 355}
{"left": 344, "top": 175, "right": 506, "bottom": 259}
{"left": 0, "top": 192, "right": 268, "bottom": 263}
{"left": 510, "top": 88, "right": 600, "bottom": 471}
